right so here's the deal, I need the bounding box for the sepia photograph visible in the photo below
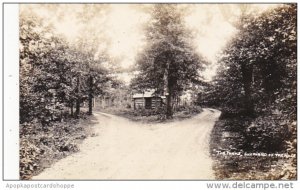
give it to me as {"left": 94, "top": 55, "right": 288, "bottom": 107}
{"left": 18, "top": 3, "right": 296, "bottom": 180}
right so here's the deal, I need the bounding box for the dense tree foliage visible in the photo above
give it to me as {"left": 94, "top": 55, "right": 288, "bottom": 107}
{"left": 131, "top": 4, "right": 207, "bottom": 118}
{"left": 214, "top": 5, "right": 294, "bottom": 111}
{"left": 19, "top": 4, "right": 296, "bottom": 180}
{"left": 199, "top": 4, "right": 297, "bottom": 179}
{"left": 20, "top": 10, "right": 112, "bottom": 124}
{"left": 201, "top": 4, "right": 296, "bottom": 153}
{"left": 19, "top": 8, "right": 117, "bottom": 179}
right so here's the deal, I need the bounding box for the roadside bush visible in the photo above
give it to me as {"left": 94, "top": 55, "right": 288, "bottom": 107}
{"left": 134, "top": 105, "right": 202, "bottom": 119}
{"left": 243, "top": 115, "right": 290, "bottom": 152}
{"left": 20, "top": 139, "right": 41, "bottom": 180}
{"left": 19, "top": 116, "right": 94, "bottom": 180}
{"left": 132, "top": 106, "right": 166, "bottom": 117}
{"left": 186, "top": 105, "right": 202, "bottom": 114}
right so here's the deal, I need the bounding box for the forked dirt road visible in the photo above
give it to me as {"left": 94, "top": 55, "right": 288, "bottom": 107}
{"left": 33, "top": 108, "right": 221, "bottom": 180}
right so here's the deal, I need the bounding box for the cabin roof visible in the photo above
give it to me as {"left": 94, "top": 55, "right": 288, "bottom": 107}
{"left": 132, "top": 90, "right": 166, "bottom": 99}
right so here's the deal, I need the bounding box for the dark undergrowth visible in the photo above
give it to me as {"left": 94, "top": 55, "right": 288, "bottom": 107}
{"left": 210, "top": 112, "right": 296, "bottom": 180}
{"left": 20, "top": 112, "right": 98, "bottom": 180}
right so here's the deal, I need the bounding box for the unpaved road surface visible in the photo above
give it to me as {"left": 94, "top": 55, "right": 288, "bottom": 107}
{"left": 33, "top": 108, "right": 221, "bottom": 180}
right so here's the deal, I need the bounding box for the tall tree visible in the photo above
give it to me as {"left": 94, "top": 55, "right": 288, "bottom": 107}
{"left": 209, "top": 4, "right": 296, "bottom": 115}
{"left": 132, "top": 4, "right": 206, "bottom": 118}
{"left": 19, "top": 6, "right": 113, "bottom": 122}
{"left": 201, "top": 4, "right": 296, "bottom": 154}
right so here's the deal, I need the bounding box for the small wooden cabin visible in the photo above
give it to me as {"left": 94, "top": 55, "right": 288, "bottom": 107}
{"left": 132, "top": 90, "right": 166, "bottom": 110}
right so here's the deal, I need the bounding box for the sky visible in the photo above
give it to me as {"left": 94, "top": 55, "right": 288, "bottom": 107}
{"left": 20, "top": 4, "right": 280, "bottom": 83}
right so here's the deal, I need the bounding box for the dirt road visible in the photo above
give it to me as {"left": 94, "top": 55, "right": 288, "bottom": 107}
{"left": 33, "top": 108, "right": 221, "bottom": 180}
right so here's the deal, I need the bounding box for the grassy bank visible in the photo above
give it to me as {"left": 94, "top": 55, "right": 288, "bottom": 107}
{"left": 210, "top": 115, "right": 296, "bottom": 180}
{"left": 20, "top": 113, "right": 98, "bottom": 180}
{"left": 97, "top": 105, "right": 203, "bottom": 123}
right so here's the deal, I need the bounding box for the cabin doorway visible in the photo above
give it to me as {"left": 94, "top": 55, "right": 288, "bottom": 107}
{"left": 145, "top": 98, "right": 151, "bottom": 109}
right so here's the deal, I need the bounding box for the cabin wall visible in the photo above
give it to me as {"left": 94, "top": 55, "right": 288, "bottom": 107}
{"left": 134, "top": 98, "right": 145, "bottom": 110}
{"left": 151, "top": 97, "right": 162, "bottom": 109}
{"left": 133, "top": 97, "right": 163, "bottom": 110}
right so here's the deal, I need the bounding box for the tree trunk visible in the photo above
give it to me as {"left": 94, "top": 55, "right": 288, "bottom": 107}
{"left": 166, "top": 81, "right": 173, "bottom": 119}
{"left": 241, "top": 63, "right": 254, "bottom": 116}
{"left": 88, "top": 75, "right": 93, "bottom": 115}
{"left": 75, "top": 75, "right": 81, "bottom": 119}
{"left": 164, "top": 60, "right": 173, "bottom": 119}
{"left": 70, "top": 100, "right": 74, "bottom": 117}
{"left": 166, "top": 93, "right": 172, "bottom": 118}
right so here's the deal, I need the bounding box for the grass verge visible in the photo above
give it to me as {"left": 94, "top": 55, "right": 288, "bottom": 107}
{"left": 20, "top": 113, "right": 98, "bottom": 180}
{"left": 210, "top": 117, "right": 296, "bottom": 180}
{"left": 97, "top": 105, "right": 203, "bottom": 123}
